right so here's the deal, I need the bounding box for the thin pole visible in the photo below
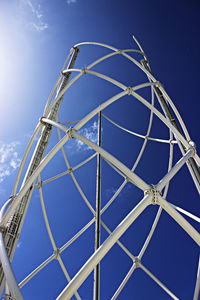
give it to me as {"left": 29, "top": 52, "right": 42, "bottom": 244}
{"left": 93, "top": 111, "right": 102, "bottom": 300}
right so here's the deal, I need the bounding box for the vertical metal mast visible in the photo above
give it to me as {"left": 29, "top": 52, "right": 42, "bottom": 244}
{"left": 93, "top": 111, "right": 102, "bottom": 300}
{"left": 0, "top": 47, "right": 79, "bottom": 297}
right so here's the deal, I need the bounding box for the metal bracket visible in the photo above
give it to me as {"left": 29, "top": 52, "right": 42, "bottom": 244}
{"left": 66, "top": 127, "right": 74, "bottom": 139}
{"left": 126, "top": 87, "right": 133, "bottom": 95}
{"left": 81, "top": 68, "right": 87, "bottom": 75}
{"left": 133, "top": 256, "right": 141, "bottom": 268}
{"left": 144, "top": 184, "right": 162, "bottom": 205}
{"left": 187, "top": 141, "right": 196, "bottom": 156}
{"left": 53, "top": 248, "right": 60, "bottom": 260}
{"left": 68, "top": 168, "right": 73, "bottom": 174}
{"left": 39, "top": 117, "right": 46, "bottom": 126}
{"left": 36, "top": 181, "right": 43, "bottom": 190}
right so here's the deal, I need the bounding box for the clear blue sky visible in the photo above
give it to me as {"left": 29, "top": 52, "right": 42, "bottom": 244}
{"left": 0, "top": 0, "right": 200, "bottom": 299}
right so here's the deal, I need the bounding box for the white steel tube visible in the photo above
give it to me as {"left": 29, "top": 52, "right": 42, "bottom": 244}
{"left": 139, "top": 263, "right": 179, "bottom": 300}
{"left": 132, "top": 34, "right": 190, "bottom": 141}
{"left": 70, "top": 172, "right": 95, "bottom": 215}
{"left": 43, "top": 48, "right": 73, "bottom": 115}
{"left": 38, "top": 178, "right": 57, "bottom": 251}
{"left": 87, "top": 49, "right": 144, "bottom": 70}
{"left": 158, "top": 196, "right": 200, "bottom": 246}
{"left": 131, "top": 89, "right": 200, "bottom": 192}
{"left": 75, "top": 90, "right": 128, "bottom": 131}
{"left": 156, "top": 149, "right": 194, "bottom": 191}
{"left": 111, "top": 264, "right": 137, "bottom": 300}
{"left": 56, "top": 194, "right": 152, "bottom": 300}
{"left": 163, "top": 131, "right": 174, "bottom": 199}
{"left": 42, "top": 117, "right": 150, "bottom": 192}
{"left": 130, "top": 91, "right": 190, "bottom": 151}
{"left": 0, "top": 200, "right": 23, "bottom": 300}
{"left": 138, "top": 206, "right": 162, "bottom": 260}
{"left": 60, "top": 218, "right": 95, "bottom": 253}
{"left": 169, "top": 203, "right": 200, "bottom": 223}
{"left": 42, "top": 169, "right": 71, "bottom": 185}
{"left": 42, "top": 153, "right": 97, "bottom": 185}
{"left": 0, "top": 132, "right": 71, "bottom": 227}
{"left": 0, "top": 232, "right": 24, "bottom": 300}
{"left": 57, "top": 256, "right": 81, "bottom": 300}
{"left": 104, "top": 158, "right": 127, "bottom": 179}
{"left": 101, "top": 221, "right": 135, "bottom": 260}
{"left": 73, "top": 42, "right": 157, "bottom": 84}
{"left": 101, "top": 180, "right": 127, "bottom": 214}
{"left": 12, "top": 122, "right": 42, "bottom": 195}
{"left": 102, "top": 113, "right": 170, "bottom": 143}
{"left": 19, "top": 254, "right": 55, "bottom": 288}
{"left": 72, "top": 130, "right": 150, "bottom": 191}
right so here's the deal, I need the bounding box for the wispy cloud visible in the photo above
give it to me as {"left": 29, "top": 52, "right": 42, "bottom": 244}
{"left": 22, "top": 0, "right": 48, "bottom": 32}
{"left": 66, "top": 0, "right": 77, "bottom": 4}
{"left": 0, "top": 141, "right": 21, "bottom": 183}
{"left": 17, "top": 241, "right": 22, "bottom": 249}
{"left": 105, "top": 183, "right": 133, "bottom": 208}
{"left": 76, "top": 121, "right": 98, "bottom": 151}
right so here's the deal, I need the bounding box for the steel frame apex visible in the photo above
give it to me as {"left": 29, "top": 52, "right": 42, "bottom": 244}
{"left": 53, "top": 248, "right": 61, "bottom": 260}
{"left": 132, "top": 256, "right": 141, "bottom": 268}
{"left": 144, "top": 185, "right": 162, "bottom": 205}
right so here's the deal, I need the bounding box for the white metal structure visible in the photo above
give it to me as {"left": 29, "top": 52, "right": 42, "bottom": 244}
{"left": 0, "top": 36, "right": 199, "bottom": 299}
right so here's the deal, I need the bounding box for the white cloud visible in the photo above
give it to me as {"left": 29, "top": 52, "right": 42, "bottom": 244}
{"left": 10, "top": 159, "right": 19, "bottom": 169}
{"left": 76, "top": 121, "right": 99, "bottom": 151}
{"left": 32, "top": 23, "right": 48, "bottom": 32}
{"left": 67, "top": 0, "right": 77, "bottom": 4}
{"left": 22, "top": 0, "right": 48, "bottom": 32}
{"left": 17, "top": 241, "right": 22, "bottom": 249}
{"left": 0, "top": 141, "right": 21, "bottom": 183}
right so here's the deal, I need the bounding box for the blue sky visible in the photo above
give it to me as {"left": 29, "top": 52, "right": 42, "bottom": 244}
{"left": 0, "top": 0, "right": 200, "bottom": 299}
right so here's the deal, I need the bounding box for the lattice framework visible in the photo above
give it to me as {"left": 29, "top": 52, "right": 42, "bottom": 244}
{"left": 0, "top": 37, "right": 199, "bottom": 300}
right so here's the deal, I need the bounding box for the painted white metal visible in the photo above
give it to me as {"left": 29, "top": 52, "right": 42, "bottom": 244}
{"left": 156, "top": 148, "right": 194, "bottom": 191}
{"left": 42, "top": 153, "right": 97, "bottom": 185}
{"left": 111, "top": 264, "right": 137, "bottom": 299}
{"left": 138, "top": 206, "right": 162, "bottom": 260}
{"left": 139, "top": 263, "right": 179, "bottom": 300}
{"left": 0, "top": 48, "right": 79, "bottom": 296}
{"left": 40, "top": 117, "right": 150, "bottom": 191}
{"left": 19, "top": 254, "right": 55, "bottom": 288}
{"left": 157, "top": 196, "right": 200, "bottom": 246}
{"left": 56, "top": 195, "right": 152, "bottom": 300}
{"left": 0, "top": 38, "right": 199, "bottom": 300}
{"left": 0, "top": 232, "right": 24, "bottom": 300}
{"left": 0, "top": 132, "right": 71, "bottom": 228}
{"left": 72, "top": 130, "right": 150, "bottom": 191}
{"left": 19, "top": 219, "right": 95, "bottom": 289}
{"left": 102, "top": 113, "right": 173, "bottom": 144}
{"left": 100, "top": 221, "right": 135, "bottom": 260}
{"left": 0, "top": 200, "right": 23, "bottom": 300}
{"left": 60, "top": 218, "right": 95, "bottom": 253}
{"left": 169, "top": 203, "right": 200, "bottom": 223}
